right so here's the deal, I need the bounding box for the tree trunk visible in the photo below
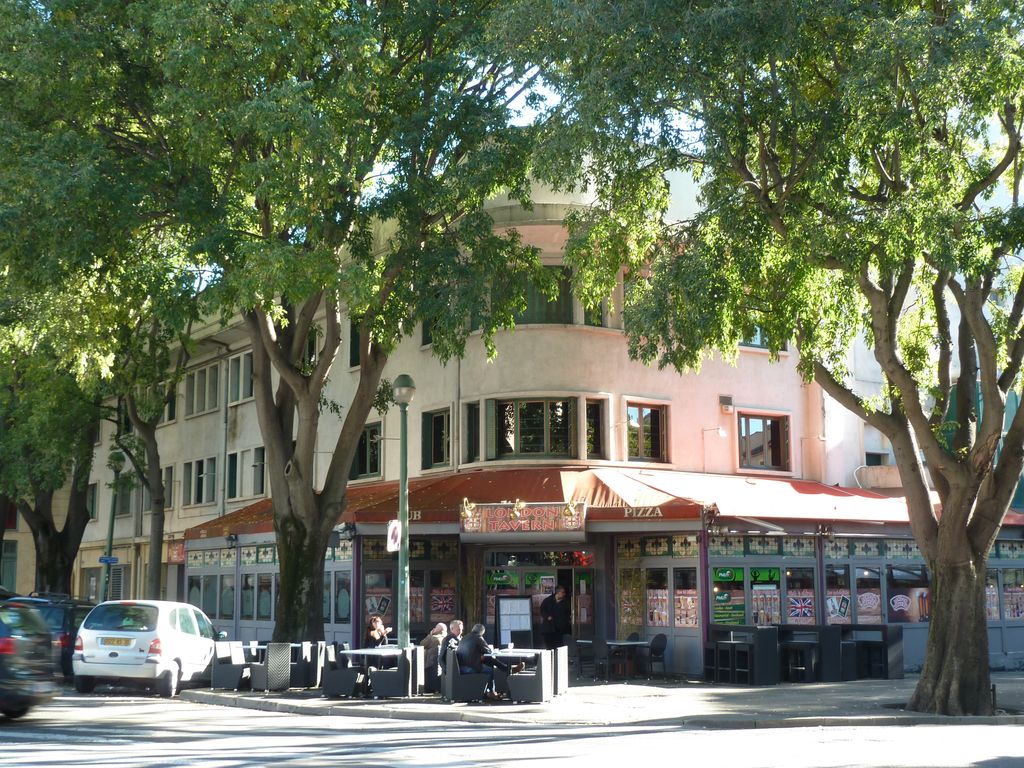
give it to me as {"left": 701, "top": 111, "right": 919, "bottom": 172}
{"left": 907, "top": 559, "right": 993, "bottom": 715}
{"left": 272, "top": 495, "right": 330, "bottom": 642}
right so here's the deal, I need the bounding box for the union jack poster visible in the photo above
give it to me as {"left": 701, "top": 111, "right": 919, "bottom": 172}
{"left": 787, "top": 595, "right": 815, "bottom": 619}
{"left": 431, "top": 592, "right": 455, "bottom": 617}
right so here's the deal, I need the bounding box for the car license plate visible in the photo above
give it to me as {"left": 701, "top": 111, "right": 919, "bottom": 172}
{"left": 100, "top": 637, "right": 132, "bottom": 647}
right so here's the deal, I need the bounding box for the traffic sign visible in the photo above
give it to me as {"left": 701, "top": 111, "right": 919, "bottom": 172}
{"left": 98, "top": 555, "right": 119, "bottom": 565}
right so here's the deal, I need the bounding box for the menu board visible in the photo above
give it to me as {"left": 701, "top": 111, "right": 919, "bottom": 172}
{"left": 496, "top": 596, "right": 533, "bottom": 646}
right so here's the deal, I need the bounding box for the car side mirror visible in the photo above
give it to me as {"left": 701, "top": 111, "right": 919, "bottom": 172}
{"left": 216, "top": 630, "right": 228, "bottom": 640}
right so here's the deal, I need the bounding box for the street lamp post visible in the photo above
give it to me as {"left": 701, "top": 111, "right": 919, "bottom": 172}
{"left": 100, "top": 451, "right": 126, "bottom": 603}
{"left": 393, "top": 374, "right": 416, "bottom": 648}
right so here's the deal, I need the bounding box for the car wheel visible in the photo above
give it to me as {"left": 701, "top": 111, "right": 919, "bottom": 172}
{"left": 157, "top": 662, "right": 180, "bottom": 698}
{"left": 1, "top": 705, "right": 30, "bottom": 719}
{"left": 74, "top": 675, "right": 96, "bottom": 694}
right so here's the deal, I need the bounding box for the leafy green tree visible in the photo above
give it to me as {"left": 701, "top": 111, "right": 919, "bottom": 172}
{"left": 530, "top": 0, "right": 1024, "bottom": 714}
{"left": 4, "top": 1, "right": 548, "bottom": 639}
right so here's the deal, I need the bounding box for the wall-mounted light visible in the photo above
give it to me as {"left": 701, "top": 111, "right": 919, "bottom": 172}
{"left": 225, "top": 533, "right": 238, "bottom": 547}
{"left": 461, "top": 497, "right": 476, "bottom": 520}
{"left": 510, "top": 498, "right": 525, "bottom": 521}
{"left": 817, "top": 523, "right": 835, "bottom": 542}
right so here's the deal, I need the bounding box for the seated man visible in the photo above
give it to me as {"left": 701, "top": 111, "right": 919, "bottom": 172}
{"left": 455, "top": 623, "right": 524, "bottom": 701}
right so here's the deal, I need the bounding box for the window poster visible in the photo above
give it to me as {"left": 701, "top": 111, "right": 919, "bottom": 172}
{"left": 887, "top": 587, "right": 930, "bottom": 623}
{"left": 674, "top": 589, "right": 699, "bottom": 627}
{"left": 647, "top": 588, "right": 669, "bottom": 627}
{"left": 751, "top": 585, "right": 780, "bottom": 625}
{"left": 786, "top": 588, "right": 816, "bottom": 625}
{"left": 711, "top": 568, "right": 746, "bottom": 625}
{"left": 856, "top": 588, "right": 883, "bottom": 624}
{"left": 825, "top": 588, "right": 852, "bottom": 625}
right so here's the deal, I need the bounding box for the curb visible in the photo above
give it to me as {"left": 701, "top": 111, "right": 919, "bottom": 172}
{"left": 180, "top": 689, "right": 1024, "bottom": 729}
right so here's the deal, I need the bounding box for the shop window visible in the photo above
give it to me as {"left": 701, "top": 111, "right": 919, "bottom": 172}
{"left": 986, "top": 569, "right": 1000, "bottom": 621}
{"left": 256, "top": 573, "right": 273, "bottom": 620}
{"left": 485, "top": 569, "right": 520, "bottom": 627}
{"left": 240, "top": 574, "right": 256, "bottom": 620}
{"left": 411, "top": 570, "right": 426, "bottom": 625}
{"left": 201, "top": 574, "right": 217, "bottom": 619}
{"left": 1002, "top": 568, "right": 1024, "bottom": 621}
{"left": 183, "top": 457, "right": 218, "bottom": 506}
{"left": 518, "top": 266, "right": 572, "bottom": 325}
{"left": 750, "top": 567, "right": 780, "bottom": 625}
{"left": 228, "top": 351, "right": 254, "bottom": 404}
{"left": 349, "top": 423, "right": 381, "bottom": 480}
{"left": 364, "top": 570, "right": 394, "bottom": 626}
{"left": 711, "top": 567, "right": 746, "bottom": 625}
{"left": 430, "top": 569, "right": 457, "bottom": 625}
{"left": 323, "top": 570, "right": 331, "bottom": 623}
{"left": 738, "top": 413, "right": 791, "bottom": 471}
{"left": 673, "top": 568, "right": 699, "bottom": 627}
{"left": 886, "top": 565, "right": 930, "bottom": 623}
{"left": 646, "top": 568, "right": 669, "bottom": 627}
{"left": 491, "top": 398, "right": 576, "bottom": 458}
{"left": 586, "top": 400, "right": 605, "bottom": 459}
{"left": 784, "top": 567, "right": 816, "bottom": 625}
{"left": 334, "top": 571, "right": 352, "bottom": 624}
{"left": 465, "top": 402, "right": 480, "bottom": 463}
{"left": 825, "top": 565, "right": 852, "bottom": 625}
{"left": 422, "top": 409, "right": 451, "bottom": 469}
{"left": 855, "top": 567, "right": 883, "bottom": 624}
{"left": 617, "top": 567, "right": 644, "bottom": 636}
{"left": 184, "top": 362, "right": 220, "bottom": 416}
{"left": 627, "top": 403, "right": 666, "bottom": 462}
{"left": 219, "top": 575, "right": 235, "bottom": 621}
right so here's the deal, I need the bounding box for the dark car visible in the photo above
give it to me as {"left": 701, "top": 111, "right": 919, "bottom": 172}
{"left": 4, "top": 594, "right": 94, "bottom": 679}
{"left": 0, "top": 603, "right": 56, "bottom": 719}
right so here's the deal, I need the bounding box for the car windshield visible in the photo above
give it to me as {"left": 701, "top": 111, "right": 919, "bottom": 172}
{"left": 0, "top": 606, "right": 50, "bottom": 637}
{"left": 83, "top": 604, "right": 159, "bottom": 632}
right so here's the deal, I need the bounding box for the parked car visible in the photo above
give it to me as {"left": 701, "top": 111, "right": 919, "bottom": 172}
{"left": 0, "top": 603, "right": 57, "bottom": 719}
{"left": 4, "top": 594, "right": 94, "bottom": 679}
{"left": 73, "top": 600, "right": 223, "bottom": 698}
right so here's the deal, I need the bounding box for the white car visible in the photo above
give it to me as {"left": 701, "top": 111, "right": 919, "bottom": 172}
{"left": 72, "top": 600, "right": 223, "bottom": 697}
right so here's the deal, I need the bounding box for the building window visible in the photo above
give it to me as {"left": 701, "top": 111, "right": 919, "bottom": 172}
{"left": 183, "top": 457, "right": 218, "bottom": 506}
{"left": 253, "top": 447, "right": 266, "bottom": 496}
{"left": 350, "top": 423, "right": 381, "bottom": 479}
{"left": 865, "top": 451, "right": 888, "bottom": 466}
{"left": 227, "top": 453, "right": 240, "bottom": 499}
{"left": 422, "top": 319, "right": 434, "bottom": 346}
{"left": 738, "top": 413, "right": 791, "bottom": 471}
{"left": 422, "top": 409, "right": 451, "bottom": 469}
{"left": 586, "top": 400, "right": 605, "bottom": 459}
{"left": 228, "top": 352, "right": 254, "bottom": 404}
{"left": 518, "top": 266, "right": 572, "bottom": 325}
{"left": 184, "top": 363, "right": 220, "bottom": 416}
{"left": 163, "top": 466, "right": 174, "bottom": 510}
{"left": 492, "top": 398, "right": 576, "bottom": 458}
{"left": 349, "top": 316, "right": 362, "bottom": 368}
{"left": 1, "top": 541, "right": 16, "bottom": 591}
{"left": 584, "top": 299, "right": 606, "bottom": 328}
{"left": 627, "top": 403, "right": 666, "bottom": 462}
{"left": 86, "top": 483, "right": 98, "bottom": 520}
{"left": 465, "top": 402, "right": 480, "bottom": 463}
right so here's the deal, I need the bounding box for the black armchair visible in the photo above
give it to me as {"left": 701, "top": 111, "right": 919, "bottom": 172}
{"left": 440, "top": 650, "right": 489, "bottom": 702}
{"left": 211, "top": 641, "right": 251, "bottom": 690}
{"left": 322, "top": 643, "right": 363, "bottom": 698}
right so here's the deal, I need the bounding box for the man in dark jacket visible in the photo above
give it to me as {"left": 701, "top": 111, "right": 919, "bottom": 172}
{"left": 456, "top": 623, "right": 523, "bottom": 700}
{"left": 539, "top": 585, "right": 571, "bottom": 649}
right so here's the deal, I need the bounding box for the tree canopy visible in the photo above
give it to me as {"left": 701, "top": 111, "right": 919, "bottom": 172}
{"left": 527, "top": 0, "right": 1024, "bottom": 714}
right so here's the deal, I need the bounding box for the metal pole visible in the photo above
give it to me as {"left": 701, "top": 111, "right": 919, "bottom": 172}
{"left": 397, "top": 399, "right": 410, "bottom": 647}
{"left": 100, "top": 466, "right": 121, "bottom": 603}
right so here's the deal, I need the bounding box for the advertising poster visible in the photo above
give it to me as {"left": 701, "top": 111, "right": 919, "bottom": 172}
{"left": 712, "top": 568, "right": 747, "bottom": 625}
{"left": 647, "top": 588, "right": 669, "bottom": 627}
{"left": 825, "top": 588, "right": 852, "bottom": 625}
{"left": 674, "top": 589, "right": 699, "bottom": 627}
{"left": 1005, "top": 584, "right": 1024, "bottom": 619}
{"left": 856, "top": 588, "right": 883, "bottom": 624}
{"left": 751, "top": 585, "right": 780, "bottom": 625}
{"left": 887, "top": 587, "right": 930, "bottom": 623}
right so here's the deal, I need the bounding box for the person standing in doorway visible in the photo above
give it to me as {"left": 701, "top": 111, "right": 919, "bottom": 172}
{"left": 540, "top": 584, "right": 571, "bottom": 649}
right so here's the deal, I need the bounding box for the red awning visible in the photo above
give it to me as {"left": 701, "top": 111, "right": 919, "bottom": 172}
{"left": 185, "top": 466, "right": 917, "bottom": 541}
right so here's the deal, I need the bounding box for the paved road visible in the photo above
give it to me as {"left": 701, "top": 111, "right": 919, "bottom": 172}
{"left": 3, "top": 691, "right": 1024, "bottom": 767}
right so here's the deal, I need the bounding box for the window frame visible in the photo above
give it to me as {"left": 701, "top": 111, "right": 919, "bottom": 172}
{"left": 183, "top": 456, "right": 218, "bottom": 507}
{"left": 422, "top": 408, "right": 451, "bottom": 470}
{"left": 626, "top": 402, "right": 668, "bottom": 462}
{"left": 490, "top": 397, "right": 578, "bottom": 459}
{"left": 227, "top": 351, "right": 254, "bottom": 404}
{"left": 737, "top": 411, "right": 792, "bottom": 472}
{"left": 349, "top": 423, "right": 382, "bottom": 480}
{"left": 184, "top": 362, "right": 220, "bottom": 417}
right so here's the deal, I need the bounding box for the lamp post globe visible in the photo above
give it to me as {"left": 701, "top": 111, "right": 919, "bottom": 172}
{"left": 393, "top": 374, "right": 415, "bottom": 647}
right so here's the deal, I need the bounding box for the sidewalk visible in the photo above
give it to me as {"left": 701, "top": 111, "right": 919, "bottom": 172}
{"left": 181, "top": 671, "right": 1024, "bottom": 728}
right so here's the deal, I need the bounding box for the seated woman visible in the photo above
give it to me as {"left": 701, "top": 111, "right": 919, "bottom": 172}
{"left": 365, "top": 615, "right": 392, "bottom": 647}
{"left": 455, "top": 623, "right": 524, "bottom": 701}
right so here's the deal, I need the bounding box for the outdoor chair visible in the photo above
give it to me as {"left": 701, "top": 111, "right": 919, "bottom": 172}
{"left": 645, "top": 633, "right": 668, "bottom": 678}
{"left": 289, "top": 641, "right": 325, "bottom": 688}
{"left": 591, "top": 638, "right": 611, "bottom": 681}
{"left": 503, "top": 651, "right": 553, "bottom": 703}
{"left": 211, "top": 641, "right": 251, "bottom": 690}
{"left": 322, "top": 643, "right": 363, "bottom": 698}
{"left": 367, "top": 649, "right": 413, "bottom": 698}
{"left": 250, "top": 642, "right": 292, "bottom": 692}
{"left": 441, "top": 650, "right": 489, "bottom": 703}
